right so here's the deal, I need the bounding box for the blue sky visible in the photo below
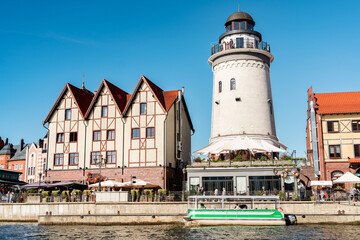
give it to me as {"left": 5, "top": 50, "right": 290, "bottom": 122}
{"left": 1, "top": 0, "right": 360, "bottom": 158}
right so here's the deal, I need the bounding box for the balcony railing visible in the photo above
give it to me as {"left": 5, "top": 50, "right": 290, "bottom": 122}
{"left": 211, "top": 39, "right": 270, "bottom": 55}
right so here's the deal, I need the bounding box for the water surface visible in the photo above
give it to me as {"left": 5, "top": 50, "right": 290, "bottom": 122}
{"left": 0, "top": 223, "right": 357, "bottom": 240}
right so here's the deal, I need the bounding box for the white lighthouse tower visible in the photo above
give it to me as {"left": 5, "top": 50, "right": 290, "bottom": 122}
{"left": 206, "top": 11, "right": 281, "bottom": 152}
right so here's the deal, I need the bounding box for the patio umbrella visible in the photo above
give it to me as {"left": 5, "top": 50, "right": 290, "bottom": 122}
{"left": 88, "top": 180, "right": 125, "bottom": 188}
{"left": 333, "top": 172, "right": 360, "bottom": 183}
{"left": 21, "top": 182, "right": 50, "bottom": 189}
{"left": 122, "top": 179, "right": 159, "bottom": 188}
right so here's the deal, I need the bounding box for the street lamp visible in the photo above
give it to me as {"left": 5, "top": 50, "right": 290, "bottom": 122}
{"left": 94, "top": 155, "right": 106, "bottom": 191}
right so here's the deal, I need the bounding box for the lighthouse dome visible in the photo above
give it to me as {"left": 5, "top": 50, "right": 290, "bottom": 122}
{"left": 225, "top": 11, "right": 255, "bottom": 27}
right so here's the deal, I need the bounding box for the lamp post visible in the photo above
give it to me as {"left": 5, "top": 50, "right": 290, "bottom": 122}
{"left": 182, "top": 168, "right": 187, "bottom": 201}
{"left": 95, "top": 155, "right": 106, "bottom": 191}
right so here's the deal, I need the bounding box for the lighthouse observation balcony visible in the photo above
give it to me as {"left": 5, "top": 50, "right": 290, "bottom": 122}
{"left": 211, "top": 39, "right": 270, "bottom": 55}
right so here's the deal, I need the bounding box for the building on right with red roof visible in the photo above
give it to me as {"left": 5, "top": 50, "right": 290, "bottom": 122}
{"left": 306, "top": 86, "right": 360, "bottom": 187}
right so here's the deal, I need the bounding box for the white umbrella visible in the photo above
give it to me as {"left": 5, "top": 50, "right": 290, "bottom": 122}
{"left": 123, "top": 179, "right": 159, "bottom": 188}
{"left": 333, "top": 172, "right": 360, "bottom": 183}
{"left": 88, "top": 180, "right": 125, "bottom": 188}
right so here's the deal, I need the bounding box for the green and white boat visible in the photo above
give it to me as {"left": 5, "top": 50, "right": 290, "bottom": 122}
{"left": 185, "top": 196, "right": 289, "bottom": 226}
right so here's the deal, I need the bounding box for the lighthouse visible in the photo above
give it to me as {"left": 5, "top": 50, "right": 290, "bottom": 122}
{"left": 208, "top": 11, "right": 279, "bottom": 149}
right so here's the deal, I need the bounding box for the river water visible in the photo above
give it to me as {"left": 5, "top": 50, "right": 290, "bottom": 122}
{"left": 1, "top": 223, "right": 358, "bottom": 239}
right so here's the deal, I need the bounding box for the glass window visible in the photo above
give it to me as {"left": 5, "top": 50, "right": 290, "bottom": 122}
{"left": 352, "top": 120, "right": 360, "bottom": 132}
{"left": 327, "top": 121, "right": 339, "bottom": 133}
{"left": 106, "top": 151, "right": 116, "bottom": 164}
{"left": 69, "top": 153, "right": 79, "bottom": 165}
{"left": 101, "top": 106, "right": 108, "bottom": 117}
{"left": 329, "top": 145, "right": 341, "bottom": 158}
{"left": 93, "top": 131, "right": 101, "bottom": 141}
{"left": 230, "top": 78, "right": 236, "bottom": 90}
{"left": 70, "top": 132, "right": 77, "bottom": 142}
{"left": 249, "top": 176, "right": 280, "bottom": 194}
{"left": 189, "top": 177, "right": 200, "bottom": 194}
{"left": 19, "top": 163, "right": 23, "bottom": 170}
{"left": 331, "top": 170, "right": 343, "bottom": 180}
{"left": 54, "top": 154, "right": 64, "bottom": 166}
{"left": 132, "top": 128, "right": 140, "bottom": 139}
{"left": 146, "top": 127, "right": 155, "bottom": 138}
{"left": 355, "top": 145, "right": 360, "bottom": 158}
{"left": 56, "top": 133, "right": 64, "bottom": 143}
{"left": 107, "top": 130, "right": 115, "bottom": 140}
{"left": 234, "top": 21, "right": 239, "bottom": 30}
{"left": 91, "top": 152, "right": 101, "bottom": 164}
{"left": 219, "top": 81, "right": 222, "bottom": 93}
{"left": 140, "top": 103, "right": 146, "bottom": 115}
{"left": 14, "top": 164, "right": 18, "bottom": 170}
{"left": 65, "top": 109, "right": 71, "bottom": 120}
{"left": 236, "top": 38, "right": 244, "bottom": 48}
{"left": 240, "top": 21, "right": 246, "bottom": 29}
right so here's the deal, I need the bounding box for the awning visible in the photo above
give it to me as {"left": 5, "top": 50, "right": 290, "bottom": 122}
{"left": 194, "top": 136, "right": 286, "bottom": 155}
{"left": 333, "top": 172, "right": 360, "bottom": 183}
{"left": 310, "top": 181, "right": 333, "bottom": 186}
{"left": 349, "top": 158, "right": 360, "bottom": 163}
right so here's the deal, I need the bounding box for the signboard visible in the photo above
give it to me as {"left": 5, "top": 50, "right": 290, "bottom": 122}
{"left": 310, "top": 181, "right": 332, "bottom": 186}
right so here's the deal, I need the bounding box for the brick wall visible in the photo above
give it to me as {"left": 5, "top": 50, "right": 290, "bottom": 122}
{"left": 45, "top": 167, "right": 183, "bottom": 190}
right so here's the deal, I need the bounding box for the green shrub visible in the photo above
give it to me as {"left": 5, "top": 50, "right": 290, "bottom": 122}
{"left": 158, "top": 189, "right": 166, "bottom": 196}
{"left": 144, "top": 189, "right": 153, "bottom": 198}
{"left": 62, "top": 190, "right": 70, "bottom": 199}
{"left": 278, "top": 191, "right": 284, "bottom": 198}
{"left": 232, "top": 155, "right": 243, "bottom": 162}
{"left": 42, "top": 191, "right": 49, "bottom": 198}
{"left": 292, "top": 193, "right": 298, "bottom": 200}
{"left": 310, "top": 196, "right": 315, "bottom": 201}
{"left": 83, "top": 190, "right": 91, "bottom": 195}
{"left": 52, "top": 190, "right": 60, "bottom": 197}
{"left": 255, "top": 191, "right": 262, "bottom": 196}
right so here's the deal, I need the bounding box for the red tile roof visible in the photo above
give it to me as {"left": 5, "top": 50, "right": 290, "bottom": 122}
{"left": 67, "top": 83, "right": 94, "bottom": 117}
{"left": 349, "top": 158, "right": 360, "bottom": 163}
{"left": 315, "top": 91, "right": 360, "bottom": 114}
{"left": 43, "top": 83, "right": 94, "bottom": 124}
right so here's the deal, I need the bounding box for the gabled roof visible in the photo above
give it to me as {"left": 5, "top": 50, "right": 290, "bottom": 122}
{"left": 84, "top": 79, "right": 129, "bottom": 118}
{"left": 43, "top": 83, "right": 94, "bottom": 124}
{"left": 315, "top": 91, "right": 360, "bottom": 114}
{"left": 122, "top": 75, "right": 179, "bottom": 115}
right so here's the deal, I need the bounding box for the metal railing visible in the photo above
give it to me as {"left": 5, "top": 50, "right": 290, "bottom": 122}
{"left": 211, "top": 39, "right": 270, "bottom": 55}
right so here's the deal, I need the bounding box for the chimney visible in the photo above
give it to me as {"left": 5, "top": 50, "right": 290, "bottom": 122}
{"left": 20, "top": 139, "right": 24, "bottom": 150}
{"left": 39, "top": 139, "right": 43, "bottom": 148}
{"left": 5, "top": 138, "right": 8, "bottom": 145}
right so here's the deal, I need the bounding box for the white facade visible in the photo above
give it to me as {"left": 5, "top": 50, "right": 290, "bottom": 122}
{"left": 209, "top": 13, "right": 278, "bottom": 146}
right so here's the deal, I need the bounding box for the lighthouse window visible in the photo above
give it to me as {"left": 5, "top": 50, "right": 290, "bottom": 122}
{"left": 230, "top": 78, "right": 236, "bottom": 90}
{"left": 240, "top": 21, "right": 246, "bottom": 30}
{"left": 219, "top": 81, "right": 222, "bottom": 93}
{"left": 234, "top": 21, "right": 239, "bottom": 30}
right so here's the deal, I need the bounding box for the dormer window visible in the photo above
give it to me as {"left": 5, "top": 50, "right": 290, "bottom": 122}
{"left": 230, "top": 78, "right": 236, "bottom": 90}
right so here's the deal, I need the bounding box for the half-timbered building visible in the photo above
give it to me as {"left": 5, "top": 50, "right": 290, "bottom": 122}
{"left": 43, "top": 75, "right": 194, "bottom": 190}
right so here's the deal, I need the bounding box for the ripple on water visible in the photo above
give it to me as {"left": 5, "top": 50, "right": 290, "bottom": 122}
{"left": 0, "top": 223, "right": 358, "bottom": 240}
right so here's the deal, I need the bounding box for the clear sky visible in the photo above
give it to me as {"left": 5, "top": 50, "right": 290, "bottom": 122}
{"left": 1, "top": 0, "right": 360, "bottom": 158}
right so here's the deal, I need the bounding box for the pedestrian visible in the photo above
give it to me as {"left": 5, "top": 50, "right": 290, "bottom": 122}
{"left": 6, "top": 191, "right": 10, "bottom": 203}
{"left": 262, "top": 186, "right": 266, "bottom": 196}
{"left": 300, "top": 185, "right": 305, "bottom": 201}
{"left": 222, "top": 187, "right": 226, "bottom": 196}
{"left": 200, "top": 186, "right": 205, "bottom": 196}
{"left": 214, "top": 187, "right": 219, "bottom": 196}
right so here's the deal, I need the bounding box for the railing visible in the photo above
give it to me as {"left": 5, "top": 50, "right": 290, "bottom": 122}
{"left": 211, "top": 39, "right": 270, "bottom": 55}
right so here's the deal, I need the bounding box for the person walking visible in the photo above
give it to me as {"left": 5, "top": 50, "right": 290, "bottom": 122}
{"left": 200, "top": 186, "right": 205, "bottom": 196}
{"left": 214, "top": 187, "right": 219, "bottom": 196}
{"left": 222, "top": 187, "right": 226, "bottom": 196}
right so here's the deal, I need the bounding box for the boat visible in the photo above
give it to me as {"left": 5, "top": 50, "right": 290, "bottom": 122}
{"left": 185, "top": 195, "right": 296, "bottom": 226}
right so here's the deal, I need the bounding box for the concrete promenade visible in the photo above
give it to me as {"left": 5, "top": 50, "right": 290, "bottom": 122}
{"left": 1, "top": 201, "right": 360, "bottom": 225}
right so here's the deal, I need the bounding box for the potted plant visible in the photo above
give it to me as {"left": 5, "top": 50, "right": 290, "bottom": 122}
{"left": 169, "top": 192, "right": 175, "bottom": 201}
{"left": 62, "top": 190, "right": 70, "bottom": 202}
{"left": 278, "top": 190, "right": 284, "bottom": 200}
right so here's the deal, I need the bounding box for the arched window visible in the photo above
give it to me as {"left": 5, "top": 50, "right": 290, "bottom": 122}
{"left": 230, "top": 78, "right": 236, "bottom": 90}
{"left": 219, "top": 81, "right": 222, "bottom": 93}
{"left": 331, "top": 170, "right": 344, "bottom": 181}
